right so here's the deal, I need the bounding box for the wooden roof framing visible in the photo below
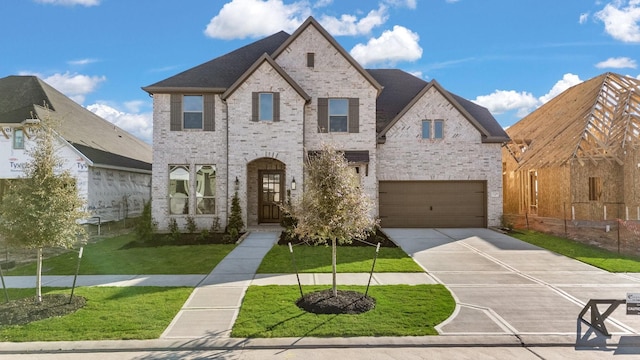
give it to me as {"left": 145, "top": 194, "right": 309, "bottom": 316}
{"left": 506, "top": 73, "right": 640, "bottom": 170}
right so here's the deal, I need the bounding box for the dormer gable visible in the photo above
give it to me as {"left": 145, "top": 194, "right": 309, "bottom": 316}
{"left": 221, "top": 53, "right": 310, "bottom": 102}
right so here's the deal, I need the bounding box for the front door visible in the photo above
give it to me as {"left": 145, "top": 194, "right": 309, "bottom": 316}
{"left": 258, "top": 170, "right": 284, "bottom": 223}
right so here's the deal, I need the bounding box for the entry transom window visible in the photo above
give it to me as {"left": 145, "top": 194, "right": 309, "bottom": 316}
{"left": 13, "top": 128, "right": 24, "bottom": 149}
{"left": 259, "top": 93, "right": 274, "bottom": 121}
{"left": 329, "top": 99, "right": 348, "bottom": 132}
{"left": 196, "top": 165, "right": 216, "bottom": 214}
{"left": 422, "top": 119, "right": 444, "bottom": 139}
{"left": 183, "top": 95, "right": 203, "bottom": 129}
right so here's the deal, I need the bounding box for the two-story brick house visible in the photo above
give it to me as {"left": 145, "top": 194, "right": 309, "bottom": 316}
{"left": 143, "top": 17, "right": 509, "bottom": 231}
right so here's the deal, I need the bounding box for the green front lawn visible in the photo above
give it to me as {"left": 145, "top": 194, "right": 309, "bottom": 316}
{"left": 7, "top": 233, "right": 236, "bottom": 275}
{"left": 0, "top": 287, "right": 192, "bottom": 341}
{"left": 510, "top": 230, "right": 640, "bottom": 272}
{"left": 232, "top": 285, "right": 454, "bottom": 337}
{"left": 256, "top": 245, "right": 423, "bottom": 273}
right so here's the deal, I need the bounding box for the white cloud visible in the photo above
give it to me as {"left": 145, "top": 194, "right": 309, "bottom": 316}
{"left": 595, "top": 0, "right": 640, "bottom": 42}
{"left": 579, "top": 12, "right": 589, "bottom": 24}
{"left": 350, "top": 25, "right": 422, "bottom": 66}
{"left": 595, "top": 56, "right": 638, "bottom": 68}
{"left": 21, "top": 71, "right": 106, "bottom": 104}
{"left": 320, "top": 6, "right": 388, "bottom": 36}
{"left": 384, "top": 0, "right": 417, "bottom": 8}
{"left": 35, "top": 0, "right": 100, "bottom": 6}
{"left": 538, "top": 73, "right": 582, "bottom": 104}
{"left": 474, "top": 73, "right": 583, "bottom": 118}
{"left": 67, "top": 58, "right": 98, "bottom": 66}
{"left": 204, "top": 0, "right": 310, "bottom": 39}
{"left": 314, "top": 0, "right": 332, "bottom": 8}
{"left": 86, "top": 103, "right": 152, "bottom": 144}
{"left": 474, "top": 90, "right": 539, "bottom": 116}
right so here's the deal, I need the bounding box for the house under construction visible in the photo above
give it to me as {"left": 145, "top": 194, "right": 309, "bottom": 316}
{"left": 503, "top": 73, "right": 640, "bottom": 235}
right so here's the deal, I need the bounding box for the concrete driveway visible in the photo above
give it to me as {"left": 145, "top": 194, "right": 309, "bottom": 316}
{"left": 384, "top": 228, "right": 640, "bottom": 341}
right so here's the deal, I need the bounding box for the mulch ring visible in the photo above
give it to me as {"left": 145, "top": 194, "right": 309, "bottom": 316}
{"left": 0, "top": 294, "right": 86, "bottom": 326}
{"left": 297, "top": 289, "right": 375, "bottom": 315}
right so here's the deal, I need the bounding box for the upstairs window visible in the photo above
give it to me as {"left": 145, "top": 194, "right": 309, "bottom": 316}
{"left": 329, "top": 99, "right": 348, "bottom": 132}
{"left": 13, "top": 128, "right": 24, "bottom": 149}
{"left": 183, "top": 95, "right": 203, "bottom": 129}
{"left": 252, "top": 92, "right": 280, "bottom": 122}
{"left": 170, "top": 94, "right": 214, "bottom": 131}
{"left": 259, "top": 93, "right": 274, "bottom": 121}
{"left": 318, "top": 98, "right": 359, "bottom": 133}
{"left": 422, "top": 119, "right": 444, "bottom": 139}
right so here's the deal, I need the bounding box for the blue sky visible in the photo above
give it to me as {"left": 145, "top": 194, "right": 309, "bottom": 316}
{"left": 2, "top": 0, "right": 640, "bottom": 143}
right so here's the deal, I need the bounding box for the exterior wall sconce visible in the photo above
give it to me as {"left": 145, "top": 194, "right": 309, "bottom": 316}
{"left": 291, "top": 177, "right": 296, "bottom": 190}
{"left": 234, "top": 176, "right": 239, "bottom": 191}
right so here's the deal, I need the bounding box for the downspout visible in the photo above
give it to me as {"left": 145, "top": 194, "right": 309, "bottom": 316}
{"left": 221, "top": 95, "right": 230, "bottom": 229}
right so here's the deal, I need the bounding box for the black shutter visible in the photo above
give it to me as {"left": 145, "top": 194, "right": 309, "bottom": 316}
{"left": 251, "top": 92, "right": 259, "bottom": 122}
{"left": 170, "top": 94, "right": 182, "bottom": 131}
{"left": 273, "top": 92, "right": 280, "bottom": 122}
{"left": 317, "top": 97, "right": 328, "bottom": 133}
{"left": 203, "top": 94, "right": 215, "bottom": 131}
{"left": 348, "top": 98, "right": 359, "bottom": 133}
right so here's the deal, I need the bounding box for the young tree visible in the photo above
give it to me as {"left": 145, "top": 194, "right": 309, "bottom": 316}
{"left": 292, "top": 143, "right": 378, "bottom": 296}
{"left": 0, "top": 111, "right": 87, "bottom": 302}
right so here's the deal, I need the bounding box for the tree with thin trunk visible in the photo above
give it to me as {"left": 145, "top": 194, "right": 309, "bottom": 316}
{"left": 291, "top": 143, "right": 378, "bottom": 296}
{"left": 0, "top": 110, "right": 87, "bottom": 302}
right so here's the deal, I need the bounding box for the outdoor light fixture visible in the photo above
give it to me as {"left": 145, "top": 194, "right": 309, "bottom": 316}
{"left": 234, "top": 176, "right": 239, "bottom": 191}
{"left": 291, "top": 177, "right": 296, "bottom": 190}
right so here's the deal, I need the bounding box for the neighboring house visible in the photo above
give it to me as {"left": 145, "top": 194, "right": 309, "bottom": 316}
{"left": 0, "top": 75, "right": 152, "bottom": 222}
{"left": 143, "top": 17, "right": 508, "bottom": 231}
{"left": 503, "top": 72, "right": 640, "bottom": 222}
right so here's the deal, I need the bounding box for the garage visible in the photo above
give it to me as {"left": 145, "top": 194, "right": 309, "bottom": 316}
{"left": 379, "top": 181, "right": 487, "bottom": 228}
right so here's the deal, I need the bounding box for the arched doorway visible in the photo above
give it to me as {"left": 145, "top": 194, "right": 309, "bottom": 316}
{"left": 247, "top": 158, "right": 286, "bottom": 225}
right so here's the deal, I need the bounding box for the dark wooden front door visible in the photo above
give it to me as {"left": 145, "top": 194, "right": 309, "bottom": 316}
{"left": 258, "top": 170, "right": 284, "bottom": 223}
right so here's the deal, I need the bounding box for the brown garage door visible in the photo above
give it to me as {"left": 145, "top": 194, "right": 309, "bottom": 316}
{"left": 379, "top": 181, "right": 487, "bottom": 228}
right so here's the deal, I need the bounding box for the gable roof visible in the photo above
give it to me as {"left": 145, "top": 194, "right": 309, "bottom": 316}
{"left": 505, "top": 72, "right": 640, "bottom": 169}
{"left": 142, "top": 31, "right": 290, "bottom": 94}
{"left": 370, "top": 69, "right": 509, "bottom": 143}
{"left": 221, "top": 53, "right": 311, "bottom": 102}
{"left": 0, "top": 75, "right": 152, "bottom": 171}
{"left": 271, "top": 17, "right": 382, "bottom": 96}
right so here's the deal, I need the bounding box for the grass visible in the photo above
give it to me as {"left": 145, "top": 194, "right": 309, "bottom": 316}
{"left": 510, "top": 230, "right": 640, "bottom": 272}
{"left": 7, "top": 233, "right": 236, "bottom": 275}
{"left": 232, "top": 284, "right": 454, "bottom": 337}
{"left": 0, "top": 287, "right": 192, "bottom": 341}
{"left": 256, "top": 245, "right": 423, "bottom": 273}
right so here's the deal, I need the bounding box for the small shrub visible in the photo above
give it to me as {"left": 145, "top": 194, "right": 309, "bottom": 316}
{"left": 197, "top": 229, "right": 210, "bottom": 243}
{"left": 227, "top": 191, "right": 244, "bottom": 240}
{"left": 135, "top": 202, "right": 157, "bottom": 243}
{"left": 185, "top": 216, "right": 197, "bottom": 234}
{"left": 168, "top": 218, "right": 180, "bottom": 242}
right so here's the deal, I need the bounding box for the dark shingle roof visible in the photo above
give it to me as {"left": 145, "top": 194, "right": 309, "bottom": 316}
{"left": 0, "top": 75, "right": 152, "bottom": 170}
{"left": 368, "top": 69, "right": 509, "bottom": 143}
{"left": 143, "top": 31, "right": 291, "bottom": 93}
{"left": 71, "top": 143, "right": 151, "bottom": 171}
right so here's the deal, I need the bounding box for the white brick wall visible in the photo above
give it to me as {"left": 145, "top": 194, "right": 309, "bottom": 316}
{"left": 377, "top": 86, "right": 504, "bottom": 227}
{"left": 274, "top": 24, "right": 380, "bottom": 212}
{"left": 151, "top": 93, "right": 228, "bottom": 231}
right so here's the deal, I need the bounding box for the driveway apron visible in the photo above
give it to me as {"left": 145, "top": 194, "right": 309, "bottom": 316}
{"left": 385, "top": 228, "right": 640, "bottom": 337}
